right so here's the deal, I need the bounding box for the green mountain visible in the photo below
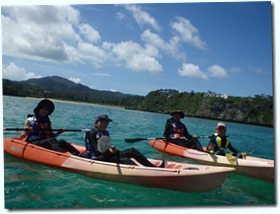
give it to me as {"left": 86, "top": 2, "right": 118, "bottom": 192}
{"left": 24, "top": 76, "right": 92, "bottom": 91}
{"left": 3, "top": 76, "right": 142, "bottom": 106}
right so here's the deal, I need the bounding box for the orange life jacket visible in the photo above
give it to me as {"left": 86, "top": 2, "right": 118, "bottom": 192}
{"left": 26, "top": 114, "right": 53, "bottom": 141}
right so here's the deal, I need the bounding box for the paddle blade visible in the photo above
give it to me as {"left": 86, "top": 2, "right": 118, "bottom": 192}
{"left": 248, "top": 149, "right": 254, "bottom": 156}
{"left": 226, "top": 153, "right": 236, "bottom": 165}
{"left": 124, "top": 138, "right": 148, "bottom": 143}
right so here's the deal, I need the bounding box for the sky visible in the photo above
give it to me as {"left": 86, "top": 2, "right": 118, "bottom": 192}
{"left": 0, "top": 1, "right": 274, "bottom": 98}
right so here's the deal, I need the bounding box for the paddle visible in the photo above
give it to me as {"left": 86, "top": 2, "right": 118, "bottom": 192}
{"left": 3, "top": 128, "right": 91, "bottom": 132}
{"left": 226, "top": 149, "right": 254, "bottom": 164}
{"left": 125, "top": 136, "right": 210, "bottom": 143}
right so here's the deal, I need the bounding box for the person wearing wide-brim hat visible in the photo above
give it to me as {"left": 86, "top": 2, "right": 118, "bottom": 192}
{"left": 33, "top": 99, "right": 55, "bottom": 115}
{"left": 20, "top": 99, "right": 83, "bottom": 156}
{"left": 170, "top": 110, "right": 185, "bottom": 119}
{"left": 163, "top": 110, "right": 204, "bottom": 151}
{"left": 84, "top": 113, "right": 165, "bottom": 167}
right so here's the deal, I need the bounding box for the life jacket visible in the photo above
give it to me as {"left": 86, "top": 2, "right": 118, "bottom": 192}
{"left": 212, "top": 133, "right": 230, "bottom": 150}
{"left": 84, "top": 129, "right": 110, "bottom": 159}
{"left": 168, "top": 119, "right": 185, "bottom": 138}
{"left": 26, "top": 114, "right": 52, "bottom": 142}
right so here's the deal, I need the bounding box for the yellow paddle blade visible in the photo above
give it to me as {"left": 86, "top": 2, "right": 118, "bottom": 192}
{"left": 226, "top": 153, "right": 236, "bottom": 165}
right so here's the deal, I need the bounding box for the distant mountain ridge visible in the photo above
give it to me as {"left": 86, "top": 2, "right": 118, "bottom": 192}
{"left": 23, "top": 76, "right": 92, "bottom": 91}
{"left": 3, "top": 76, "right": 140, "bottom": 106}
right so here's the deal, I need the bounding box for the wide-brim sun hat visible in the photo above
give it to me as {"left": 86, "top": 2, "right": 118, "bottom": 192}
{"left": 170, "top": 110, "right": 185, "bottom": 118}
{"left": 216, "top": 122, "right": 226, "bottom": 130}
{"left": 34, "top": 99, "right": 55, "bottom": 115}
{"left": 95, "top": 114, "right": 113, "bottom": 124}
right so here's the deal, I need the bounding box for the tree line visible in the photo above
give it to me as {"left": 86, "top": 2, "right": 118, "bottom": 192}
{"left": 3, "top": 78, "right": 273, "bottom": 127}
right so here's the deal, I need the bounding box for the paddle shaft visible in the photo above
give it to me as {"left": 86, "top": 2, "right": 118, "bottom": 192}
{"left": 3, "top": 128, "right": 91, "bottom": 132}
{"left": 125, "top": 136, "right": 210, "bottom": 143}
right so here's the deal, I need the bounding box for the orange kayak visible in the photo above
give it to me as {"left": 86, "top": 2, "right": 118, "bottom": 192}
{"left": 149, "top": 139, "right": 274, "bottom": 182}
{"left": 4, "top": 137, "right": 235, "bottom": 192}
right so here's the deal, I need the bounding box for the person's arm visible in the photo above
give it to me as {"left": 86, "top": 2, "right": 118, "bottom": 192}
{"left": 207, "top": 136, "right": 216, "bottom": 152}
{"left": 87, "top": 132, "right": 100, "bottom": 157}
{"left": 53, "top": 128, "right": 65, "bottom": 137}
{"left": 228, "top": 143, "right": 247, "bottom": 159}
{"left": 182, "top": 123, "right": 193, "bottom": 139}
{"left": 163, "top": 122, "right": 172, "bottom": 138}
{"left": 227, "top": 143, "right": 239, "bottom": 154}
{"left": 19, "top": 119, "right": 32, "bottom": 139}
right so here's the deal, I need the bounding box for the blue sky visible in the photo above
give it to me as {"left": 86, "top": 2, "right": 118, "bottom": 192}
{"left": 1, "top": 1, "right": 274, "bottom": 97}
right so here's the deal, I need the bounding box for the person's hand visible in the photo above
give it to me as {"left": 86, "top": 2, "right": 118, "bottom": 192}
{"left": 58, "top": 128, "right": 66, "bottom": 134}
{"left": 24, "top": 127, "right": 32, "bottom": 134}
{"left": 163, "top": 137, "right": 171, "bottom": 142}
{"left": 19, "top": 127, "right": 32, "bottom": 139}
{"left": 207, "top": 143, "right": 214, "bottom": 152}
{"left": 109, "top": 146, "right": 117, "bottom": 153}
{"left": 239, "top": 152, "right": 247, "bottom": 159}
{"left": 54, "top": 128, "right": 65, "bottom": 137}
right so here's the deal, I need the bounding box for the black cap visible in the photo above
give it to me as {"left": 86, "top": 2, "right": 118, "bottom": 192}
{"left": 94, "top": 114, "right": 113, "bottom": 124}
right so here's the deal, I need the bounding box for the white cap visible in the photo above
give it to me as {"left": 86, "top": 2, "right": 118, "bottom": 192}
{"left": 216, "top": 122, "right": 226, "bottom": 129}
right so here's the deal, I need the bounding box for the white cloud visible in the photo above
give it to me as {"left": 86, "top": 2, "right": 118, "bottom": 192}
{"left": 78, "top": 42, "right": 107, "bottom": 67}
{"left": 171, "top": 16, "right": 207, "bottom": 50}
{"left": 124, "top": 4, "right": 161, "bottom": 32}
{"left": 128, "top": 54, "right": 162, "bottom": 73}
{"left": 178, "top": 63, "right": 208, "bottom": 80}
{"left": 93, "top": 73, "right": 111, "bottom": 77}
{"left": 230, "top": 67, "right": 242, "bottom": 73}
{"left": 2, "top": 6, "right": 81, "bottom": 63}
{"left": 110, "top": 40, "right": 163, "bottom": 73}
{"left": 69, "top": 77, "right": 81, "bottom": 84}
{"left": 116, "top": 12, "right": 125, "bottom": 21}
{"left": 208, "top": 65, "right": 228, "bottom": 78}
{"left": 253, "top": 67, "right": 263, "bottom": 73}
{"left": 79, "top": 23, "right": 101, "bottom": 43}
{"left": 141, "top": 29, "right": 165, "bottom": 49}
{"left": 2, "top": 5, "right": 163, "bottom": 74}
{"left": 141, "top": 29, "right": 186, "bottom": 60}
{"left": 2, "top": 62, "right": 42, "bottom": 81}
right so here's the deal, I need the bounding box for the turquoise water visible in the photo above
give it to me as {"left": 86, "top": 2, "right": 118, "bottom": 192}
{"left": 2, "top": 96, "right": 275, "bottom": 209}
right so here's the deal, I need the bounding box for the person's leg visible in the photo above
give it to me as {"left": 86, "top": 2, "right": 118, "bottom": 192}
{"left": 37, "top": 138, "right": 56, "bottom": 150}
{"left": 119, "top": 148, "right": 157, "bottom": 167}
{"left": 185, "top": 139, "right": 204, "bottom": 151}
{"left": 171, "top": 138, "right": 186, "bottom": 146}
{"left": 58, "top": 140, "right": 81, "bottom": 156}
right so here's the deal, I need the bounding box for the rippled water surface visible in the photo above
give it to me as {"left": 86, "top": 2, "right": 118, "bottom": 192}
{"left": 2, "top": 96, "right": 275, "bottom": 209}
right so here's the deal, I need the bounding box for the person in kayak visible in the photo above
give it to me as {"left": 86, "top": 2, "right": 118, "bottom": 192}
{"left": 163, "top": 110, "right": 204, "bottom": 151}
{"left": 85, "top": 114, "right": 165, "bottom": 167}
{"left": 207, "top": 122, "right": 247, "bottom": 159}
{"left": 20, "top": 99, "right": 83, "bottom": 156}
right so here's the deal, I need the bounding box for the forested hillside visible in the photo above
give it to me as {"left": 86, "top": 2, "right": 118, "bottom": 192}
{"left": 131, "top": 89, "right": 273, "bottom": 126}
{"left": 2, "top": 77, "right": 273, "bottom": 126}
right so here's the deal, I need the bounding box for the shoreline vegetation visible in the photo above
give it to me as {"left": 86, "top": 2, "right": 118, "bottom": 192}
{"left": 3, "top": 76, "right": 273, "bottom": 127}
